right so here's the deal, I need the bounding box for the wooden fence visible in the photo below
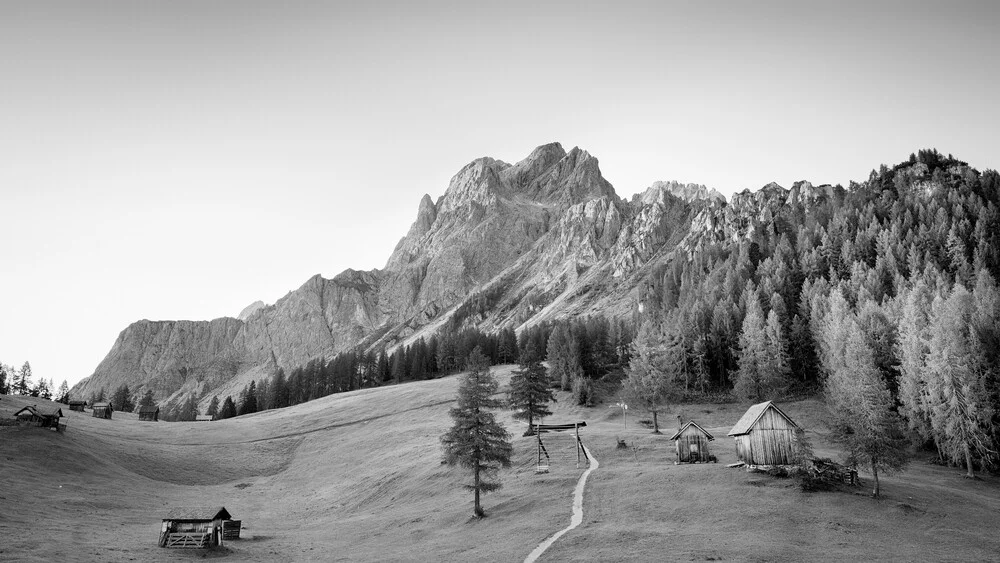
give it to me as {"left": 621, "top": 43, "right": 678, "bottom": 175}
{"left": 163, "top": 532, "right": 212, "bottom": 548}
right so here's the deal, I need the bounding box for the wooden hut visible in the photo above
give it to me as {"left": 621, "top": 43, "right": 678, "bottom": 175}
{"left": 13, "top": 405, "right": 65, "bottom": 431}
{"left": 159, "top": 507, "right": 232, "bottom": 548}
{"left": 727, "top": 401, "right": 801, "bottom": 466}
{"left": 68, "top": 400, "right": 87, "bottom": 412}
{"left": 138, "top": 405, "right": 160, "bottom": 422}
{"left": 91, "top": 402, "right": 113, "bottom": 419}
{"left": 195, "top": 415, "right": 214, "bottom": 422}
{"left": 669, "top": 421, "right": 715, "bottom": 463}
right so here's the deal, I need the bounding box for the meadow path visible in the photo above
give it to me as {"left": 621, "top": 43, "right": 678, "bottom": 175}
{"left": 523, "top": 444, "right": 599, "bottom": 563}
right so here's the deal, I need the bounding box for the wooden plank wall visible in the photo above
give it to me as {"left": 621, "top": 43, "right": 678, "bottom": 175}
{"left": 741, "top": 408, "right": 797, "bottom": 465}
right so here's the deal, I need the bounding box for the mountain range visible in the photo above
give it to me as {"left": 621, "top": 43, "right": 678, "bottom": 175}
{"left": 70, "top": 142, "right": 832, "bottom": 410}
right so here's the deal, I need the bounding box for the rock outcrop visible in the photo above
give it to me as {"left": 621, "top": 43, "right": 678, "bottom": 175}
{"left": 73, "top": 142, "right": 752, "bottom": 412}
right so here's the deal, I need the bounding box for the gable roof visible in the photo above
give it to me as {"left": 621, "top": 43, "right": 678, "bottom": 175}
{"left": 68, "top": 400, "right": 87, "bottom": 406}
{"left": 163, "top": 507, "right": 231, "bottom": 521}
{"left": 669, "top": 420, "right": 715, "bottom": 441}
{"left": 138, "top": 405, "right": 159, "bottom": 415}
{"left": 13, "top": 406, "right": 38, "bottom": 418}
{"left": 92, "top": 402, "right": 113, "bottom": 411}
{"left": 727, "top": 401, "right": 798, "bottom": 436}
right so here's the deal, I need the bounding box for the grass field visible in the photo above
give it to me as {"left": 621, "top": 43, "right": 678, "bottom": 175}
{"left": 2, "top": 366, "right": 999, "bottom": 562}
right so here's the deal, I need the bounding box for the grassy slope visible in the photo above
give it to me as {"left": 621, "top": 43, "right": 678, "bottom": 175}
{"left": 2, "top": 371, "right": 999, "bottom": 562}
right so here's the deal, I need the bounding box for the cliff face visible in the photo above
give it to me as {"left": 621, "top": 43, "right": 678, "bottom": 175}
{"left": 73, "top": 142, "right": 739, "bottom": 411}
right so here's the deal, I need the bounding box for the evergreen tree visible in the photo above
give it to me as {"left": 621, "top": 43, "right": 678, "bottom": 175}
{"left": 0, "top": 364, "right": 8, "bottom": 395}
{"left": 735, "top": 297, "right": 788, "bottom": 401}
{"left": 497, "top": 328, "right": 519, "bottom": 364}
{"left": 507, "top": 342, "right": 554, "bottom": 436}
{"left": 111, "top": 384, "right": 134, "bottom": 412}
{"left": 927, "top": 285, "right": 992, "bottom": 478}
{"left": 547, "top": 324, "right": 582, "bottom": 391}
{"left": 826, "top": 326, "right": 909, "bottom": 497}
{"left": 139, "top": 389, "right": 155, "bottom": 408}
{"left": 219, "top": 396, "right": 237, "bottom": 419}
{"left": 36, "top": 378, "right": 52, "bottom": 400}
{"left": 239, "top": 381, "right": 258, "bottom": 416}
{"left": 206, "top": 395, "right": 220, "bottom": 418}
{"left": 440, "top": 347, "right": 512, "bottom": 518}
{"left": 56, "top": 380, "right": 70, "bottom": 403}
{"left": 17, "top": 361, "right": 31, "bottom": 395}
{"left": 622, "top": 320, "right": 682, "bottom": 433}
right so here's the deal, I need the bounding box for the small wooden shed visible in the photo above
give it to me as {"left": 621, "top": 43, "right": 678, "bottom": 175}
{"left": 669, "top": 421, "right": 715, "bottom": 463}
{"left": 13, "top": 405, "right": 65, "bottom": 431}
{"left": 138, "top": 405, "right": 160, "bottom": 422}
{"left": 68, "top": 400, "right": 87, "bottom": 412}
{"left": 91, "top": 402, "right": 113, "bottom": 419}
{"left": 727, "top": 401, "right": 801, "bottom": 466}
{"left": 195, "top": 415, "right": 214, "bottom": 422}
{"left": 159, "top": 507, "right": 232, "bottom": 548}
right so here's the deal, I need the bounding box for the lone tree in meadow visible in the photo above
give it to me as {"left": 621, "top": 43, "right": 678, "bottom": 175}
{"left": 622, "top": 319, "right": 683, "bottom": 434}
{"left": 441, "top": 347, "right": 512, "bottom": 518}
{"left": 507, "top": 342, "right": 555, "bottom": 436}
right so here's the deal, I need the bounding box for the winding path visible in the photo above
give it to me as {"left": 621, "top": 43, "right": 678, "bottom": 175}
{"left": 523, "top": 445, "right": 600, "bottom": 563}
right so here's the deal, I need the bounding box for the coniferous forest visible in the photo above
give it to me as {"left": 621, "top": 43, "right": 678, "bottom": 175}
{"left": 209, "top": 150, "right": 1000, "bottom": 476}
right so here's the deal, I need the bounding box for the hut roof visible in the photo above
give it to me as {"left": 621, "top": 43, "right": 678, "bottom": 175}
{"left": 195, "top": 415, "right": 214, "bottom": 421}
{"left": 669, "top": 421, "right": 715, "bottom": 441}
{"left": 138, "top": 405, "right": 159, "bottom": 415}
{"left": 92, "top": 402, "right": 113, "bottom": 410}
{"left": 163, "top": 507, "right": 231, "bottom": 522}
{"left": 13, "top": 406, "right": 39, "bottom": 418}
{"left": 39, "top": 407, "right": 63, "bottom": 418}
{"left": 68, "top": 400, "right": 87, "bottom": 406}
{"left": 727, "top": 401, "right": 798, "bottom": 436}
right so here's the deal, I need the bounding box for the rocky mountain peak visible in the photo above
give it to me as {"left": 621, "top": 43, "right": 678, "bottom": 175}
{"left": 237, "top": 301, "right": 265, "bottom": 321}
{"left": 643, "top": 181, "right": 726, "bottom": 205}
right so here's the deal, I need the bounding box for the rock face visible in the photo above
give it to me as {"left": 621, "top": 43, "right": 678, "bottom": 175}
{"left": 73, "top": 142, "right": 772, "bottom": 411}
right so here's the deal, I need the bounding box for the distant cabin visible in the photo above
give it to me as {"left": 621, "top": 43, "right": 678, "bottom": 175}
{"left": 13, "top": 405, "right": 65, "bottom": 431}
{"left": 91, "top": 402, "right": 113, "bottom": 419}
{"left": 727, "top": 401, "right": 801, "bottom": 466}
{"left": 669, "top": 421, "right": 715, "bottom": 463}
{"left": 195, "top": 415, "right": 214, "bottom": 422}
{"left": 138, "top": 406, "right": 160, "bottom": 422}
{"left": 159, "top": 506, "right": 232, "bottom": 548}
{"left": 68, "top": 400, "right": 87, "bottom": 412}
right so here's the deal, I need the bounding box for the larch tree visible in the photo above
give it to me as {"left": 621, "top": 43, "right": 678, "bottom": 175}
{"left": 826, "top": 324, "right": 909, "bottom": 497}
{"left": 56, "top": 380, "right": 70, "bottom": 403}
{"left": 206, "top": 395, "right": 220, "bottom": 418}
{"left": 622, "top": 320, "right": 682, "bottom": 434}
{"left": 734, "top": 296, "right": 788, "bottom": 402}
{"left": 927, "top": 285, "right": 993, "bottom": 478}
{"left": 507, "top": 342, "right": 554, "bottom": 436}
{"left": 219, "top": 396, "right": 237, "bottom": 419}
{"left": 139, "top": 389, "right": 156, "bottom": 408}
{"left": 17, "top": 361, "right": 32, "bottom": 395}
{"left": 897, "top": 280, "right": 937, "bottom": 449}
{"left": 440, "top": 347, "right": 512, "bottom": 518}
{"left": 547, "top": 325, "right": 582, "bottom": 391}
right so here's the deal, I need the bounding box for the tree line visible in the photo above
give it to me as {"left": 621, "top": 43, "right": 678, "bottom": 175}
{"left": 0, "top": 361, "right": 69, "bottom": 403}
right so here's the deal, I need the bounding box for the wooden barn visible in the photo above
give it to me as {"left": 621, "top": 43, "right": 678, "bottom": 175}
{"left": 68, "top": 400, "right": 87, "bottom": 412}
{"left": 138, "top": 405, "right": 159, "bottom": 422}
{"left": 159, "top": 507, "right": 232, "bottom": 548}
{"left": 91, "top": 402, "right": 113, "bottom": 419}
{"left": 669, "top": 421, "right": 715, "bottom": 463}
{"left": 727, "top": 401, "right": 801, "bottom": 466}
{"left": 195, "top": 415, "right": 214, "bottom": 422}
{"left": 13, "top": 405, "right": 65, "bottom": 431}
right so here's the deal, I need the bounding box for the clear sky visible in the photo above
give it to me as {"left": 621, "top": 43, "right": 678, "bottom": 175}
{"left": 1, "top": 1, "right": 997, "bottom": 388}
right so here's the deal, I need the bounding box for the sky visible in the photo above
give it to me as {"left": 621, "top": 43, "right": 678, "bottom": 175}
{"left": 1, "top": 1, "right": 997, "bottom": 388}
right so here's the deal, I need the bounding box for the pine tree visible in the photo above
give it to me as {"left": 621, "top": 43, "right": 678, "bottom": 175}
{"left": 0, "top": 364, "right": 8, "bottom": 395}
{"left": 36, "top": 378, "right": 52, "bottom": 400}
{"left": 239, "top": 381, "right": 258, "bottom": 416}
{"left": 111, "top": 384, "right": 134, "bottom": 412}
{"left": 17, "top": 361, "right": 31, "bottom": 395}
{"left": 507, "top": 342, "right": 554, "bottom": 436}
{"left": 897, "top": 281, "right": 937, "bottom": 446}
{"left": 547, "top": 325, "right": 582, "bottom": 391}
{"left": 735, "top": 297, "right": 787, "bottom": 401}
{"left": 622, "top": 320, "right": 682, "bottom": 433}
{"left": 826, "top": 326, "right": 909, "bottom": 497}
{"left": 56, "top": 380, "right": 70, "bottom": 403}
{"left": 497, "top": 328, "right": 519, "bottom": 364}
{"left": 440, "top": 347, "right": 512, "bottom": 518}
{"left": 206, "top": 396, "right": 220, "bottom": 418}
{"left": 219, "top": 396, "right": 237, "bottom": 419}
{"left": 139, "top": 389, "right": 155, "bottom": 408}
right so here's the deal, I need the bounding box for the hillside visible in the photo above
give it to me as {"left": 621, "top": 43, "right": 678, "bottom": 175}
{"left": 5, "top": 371, "right": 1000, "bottom": 562}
